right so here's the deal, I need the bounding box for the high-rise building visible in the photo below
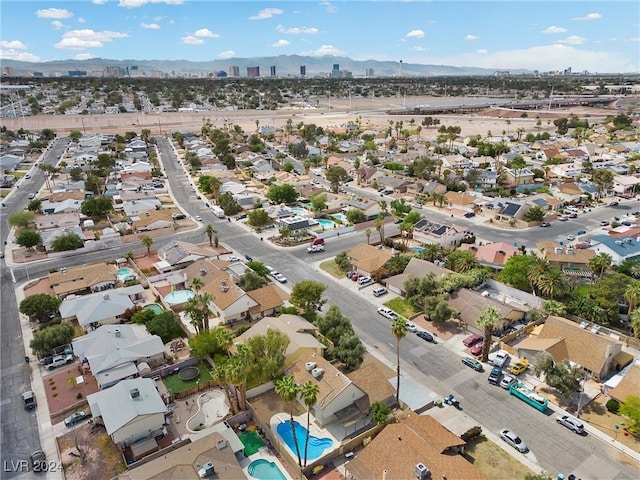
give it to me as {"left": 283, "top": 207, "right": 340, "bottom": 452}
{"left": 365, "top": 68, "right": 374, "bottom": 78}
{"left": 228, "top": 65, "right": 240, "bottom": 77}
{"left": 68, "top": 70, "right": 87, "bottom": 77}
{"left": 270, "top": 65, "right": 276, "bottom": 77}
{"left": 247, "top": 66, "right": 260, "bottom": 77}
{"left": 300, "top": 65, "right": 306, "bottom": 76}
{"left": 104, "top": 66, "right": 122, "bottom": 77}
{"left": 331, "top": 64, "right": 341, "bottom": 78}
{"left": 1, "top": 67, "right": 14, "bottom": 76}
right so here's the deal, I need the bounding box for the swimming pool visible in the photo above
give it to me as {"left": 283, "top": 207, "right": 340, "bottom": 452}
{"left": 290, "top": 207, "right": 310, "bottom": 216}
{"left": 316, "top": 218, "right": 335, "bottom": 229}
{"left": 276, "top": 420, "right": 333, "bottom": 461}
{"left": 331, "top": 213, "right": 348, "bottom": 223}
{"left": 117, "top": 267, "right": 136, "bottom": 282}
{"left": 411, "top": 246, "right": 425, "bottom": 253}
{"left": 164, "top": 289, "right": 195, "bottom": 305}
{"left": 248, "top": 459, "right": 286, "bottom": 480}
{"left": 144, "top": 304, "right": 164, "bottom": 315}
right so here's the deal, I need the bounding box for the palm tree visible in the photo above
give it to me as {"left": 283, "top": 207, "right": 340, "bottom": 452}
{"left": 365, "top": 228, "right": 372, "bottom": 245}
{"left": 142, "top": 236, "right": 153, "bottom": 256}
{"left": 184, "top": 296, "right": 204, "bottom": 333}
{"left": 191, "top": 277, "right": 203, "bottom": 293}
{"left": 391, "top": 318, "right": 409, "bottom": 406}
{"left": 421, "top": 243, "right": 442, "bottom": 263}
{"left": 299, "top": 381, "right": 320, "bottom": 467}
{"left": 588, "top": 252, "right": 612, "bottom": 280}
{"left": 197, "top": 292, "right": 214, "bottom": 331}
{"left": 527, "top": 258, "right": 551, "bottom": 295}
{"left": 205, "top": 224, "right": 216, "bottom": 247}
{"left": 374, "top": 213, "right": 385, "bottom": 246}
{"left": 630, "top": 309, "right": 640, "bottom": 339}
{"left": 274, "top": 375, "right": 302, "bottom": 468}
{"left": 542, "top": 299, "right": 566, "bottom": 317}
{"left": 476, "top": 306, "right": 502, "bottom": 363}
{"left": 213, "top": 364, "right": 235, "bottom": 413}
{"left": 536, "top": 268, "right": 568, "bottom": 299}
{"left": 624, "top": 281, "right": 640, "bottom": 315}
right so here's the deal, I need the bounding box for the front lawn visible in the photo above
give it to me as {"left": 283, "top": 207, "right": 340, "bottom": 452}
{"left": 319, "top": 260, "right": 346, "bottom": 279}
{"left": 384, "top": 297, "right": 419, "bottom": 318}
{"left": 462, "top": 435, "right": 535, "bottom": 479}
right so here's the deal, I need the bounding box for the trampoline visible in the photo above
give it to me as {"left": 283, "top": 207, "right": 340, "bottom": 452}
{"left": 178, "top": 366, "right": 200, "bottom": 381}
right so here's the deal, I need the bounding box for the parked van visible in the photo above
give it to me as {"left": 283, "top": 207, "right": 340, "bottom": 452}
{"left": 311, "top": 237, "right": 325, "bottom": 246}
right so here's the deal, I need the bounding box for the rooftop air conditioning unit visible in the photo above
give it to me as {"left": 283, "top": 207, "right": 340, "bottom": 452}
{"left": 305, "top": 362, "right": 317, "bottom": 372}
{"left": 114, "top": 328, "right": 121, "bottom": 337}
{"left": 221, "top": 281, "right": 229, "bottom": 292}
{"left": 566, "top": 248, "right": 575, "bottom": 254}
{"left": 103, "top": 294, "right": 110, "bottom": 300}
{"left": 130, "top": 388, "right": 140, "bottom": 399}
{"left": 311, "top": 368, "right": 325, "bottom": 379}
{"left": 216, "top": 440, "right": 227, "bottom": 450}
{"left": 591, "top": 325, "right": 601, "bottom": 335}
{"left": 580, "top": 321, "right": 589, "bottom": 329}
{"left": 415, "top": 463, "right": 431, "bottom": 480}
{"left": 554, "top": 247, "right": 563, "bottom": 254}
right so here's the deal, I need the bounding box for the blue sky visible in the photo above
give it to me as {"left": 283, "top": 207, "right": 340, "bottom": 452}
{"left": 1, "top": 1, "right": 638, "bottom": 72}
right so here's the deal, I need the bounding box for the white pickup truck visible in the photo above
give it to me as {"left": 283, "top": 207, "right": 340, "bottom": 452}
{"left": 46, "top": 354, "right": 74, "bottom": 370}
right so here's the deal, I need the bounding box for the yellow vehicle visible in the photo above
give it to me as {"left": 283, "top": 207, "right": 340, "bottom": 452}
{"left": 509, "top": 358, "right": 529, "bottom": 376}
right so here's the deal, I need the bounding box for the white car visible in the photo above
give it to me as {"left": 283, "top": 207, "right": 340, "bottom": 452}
{"left": 567, "top": 234, "right": 576, "bottom": 241}
{"left": 265, "top": 265, "right": 277, "bottom": 274}
{"left": 273, "top": 272, "right": 287, "bottom": 283}
{"left": 195, "top": 215, "right": 202, "bottom": 221}
{"left": 556, "top": 414, "right": 585, "bottom": 434}
{"left": 499, "top": 374, "right": 516, "bottom": 389}
{"left": 377, "top": 307, "right": 398, "bottom": 320}
{"left": 357, "top": 275, "right": 373, "bottom": 285}
{"left": 493, "top": 350, "right": 510, "bottom": 368}
{"left": 406, "top": 321, "right": 417, "bottom": 332}
{"left": 227, "top": 255, "right": 241, "bottom": 262}
{"left": 499, "top": 429, "right": 528, "bottom": 453}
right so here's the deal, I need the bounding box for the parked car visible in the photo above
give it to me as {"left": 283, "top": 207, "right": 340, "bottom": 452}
{"left": 372, "top": 286, "right": 388, "bottom": 297}
{"left": 30, "top": 450, "right": 47, "bottom": 473}
{"left": 406, "top": 321, "right": 417, "bottom": 333}
{"left": 488, "top": 366, "right": 502, "bottom": 385}
{"left": 540, "top": 222, "right": 551, "bottom": 227}
{"left": 194, "top": 215, "right": 202, "bottom": 222}
{"left": 357, "top": 276, "right": 373, "bottom": 286}
{"left": 461, "top": 356, "right": 484, "bottom": 372}
{"left": 500, "top": 373, "right": 516, "bottom": 389}
{"left": 265, "top": 265, "right": 277, "bottom": 275}
{"left": 273, "top": 272, "right": 287, "bottom": 284}
{"left": 509, "top": 358, "right": 529, "bottom": 375}
{"left": 22, "top": 391, "right": 36, "bottom": 410}
{"left": 499, "top": 429, "right": 528, "bottom": 453}
{"left": 64, "top": 410, "right": 90, "bottom": 427}
{"left": 464, "top": 212, "right": 476, "bottom": 218}
{"left": 577, "top": 230, "right": 586, "bottom": 235}
{"left": 377, "top": 307, "right": 398, "bottom": 320}
{"left": 558, "top": 216, "right": 569, "bottom": 221}
{"left": 28, "top": 193, "right": 35, "bottom": 199}
{"left": 493, "top": 350, "right": 510, "bottom": 368}
{"left": 470, "top": 342, "right": 484, "bottom": 356}
{"left": 416, "top": 331, "right": 434, "bottom": 342}
{"left": 566, "top": 234, "right": 576, "bottom": 241}
{"left": 556, "top": 414, "right": 585, "bottom": 434}
{"left": 46, "top": 354, "right": 73, "bottom": 370}
{"left": 462, "top": 334, "right": 483, "bottom": 347}
{"left": 600, "top": 220, "right": 610, "bottom": 226}
{"left": 568, "top": 212, "right": 578, "bottom": 219}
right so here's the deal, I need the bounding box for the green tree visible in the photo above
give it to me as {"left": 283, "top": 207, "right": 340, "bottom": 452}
{"left": 619, "top": 395, "right": 640, "bottom": 434}
{"left": 80, "top": 196, "right": 112, "bottom": 217}
{"left": 445, "top": 249, "right": 479, "bottom": 273}
{"left": 345, "top": 208, "right": 366, "bottom": 224}
{"left": 267, "top": 184, "right": 298, "bottom": 204}
{"left": 242, "top": 328, "right": 290, "bottom": 383}
{"left": 29, "top": 322, "right": 75, "bottom": 357}
{"left": 524, "top": 206, "right": 546, "bottom": 222}
{"left": 50, "top": 232, "right": 83, "bottom": 252}
{"left": 289, "top": 280, "right": 327, "bottom": 318}
{"left": 299, "top": 381, "right": 320, "bottom": 467}
{"left": 8, "top": 211, "right": 35, "bottom": 228}
{"left": 589, "top": 252, "right": 612, "bottom": 280}
{"left": 500, "top": 255, "right": 536, "bottom": 292}
{"left": 624, "top": 281, "right": 640, "bottom": 315}
{"left": 239, "top": 270, "right": 267, "bottom": 291}
{"left": 533, "top": 354, "right": 584, "bottom": 398}
{"left": 316, "top": 305, "right": 353, "bottom": 341}
{"left": 424, "top": 294, "right": 457, "bottom": 323}
{"left": 142, "top": 236, "right": 153, "bottom": 256}
{"left": 146, "top": 311, "right": 184, "bottom": 343}
{"left": 476, "top": 306, "right": 502, "bottom": 362}
{"left": 27, "top": 199, "right": 42, "bottom": 212}
{"left": 553, "top": 117, "right": 569, "bottom": 135}
{"left": 331, "top": 333, "right": 366, "bottom": 370}
{"left": 390, "top": 198, "right": 412, "bottom": 217}
{"left": 218, "top": 192, "right": 242, "bottom": 215}
{"left": 365, "top": 228, "right": 372, "bottom": 245}
{"left": 247, "top": 209, "right": 271, "bottom": 229}
{"left": 69, "top": 166, "right": 83, "bottom": 181}
{"left": 536, "top": 267, "right": 568, "bottom": 299}
{"left": 542, "top": 300, "right": 567, "bottom": 317}
{"left": 325, "top": 165, "right": 349, "bottom": 192}
{"left": 20, "top": 294, "right": 62, "bottom": 323}
{"left": 274, "top": 375, "right": 303, "bottom": 468}
{"left": 16, "top": 230, "right": 42, "bottom": 249}
{"left": 391, "top": 318, "right": 409, "bottom": 406}
{"left": 188, "top": 327, "right": 234, "bottom": 359}
{"left": 131, "top": 308, "right": 156, "bottom": 325}
{"left": 309, "top": 193, "right": 327, "bottom": 218}
{"left": 630, "top": 309, "right": 640, "bottom": 338}
{"left": 592, "top": 169, "right": 614, "bottom": 199}
{"left": 205, "top": 224, "right": 216, "bottom": 247}
{"left": 246, "top": 261, "right": 271, "bottom": 278}
{"left": 334, "top": 251, "right": 351, "bottom": 270}
{"left": 370, "top": 401, "right": 391, "bottom": 425}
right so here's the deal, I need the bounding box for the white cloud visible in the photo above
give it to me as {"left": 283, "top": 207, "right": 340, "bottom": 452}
{"left": 141, "top": 23, "right": 160, "bottom": 29}
{"left": 181, "top": 35, "right": 204, "bottom": 45}
{"left": 556, "top": 35, "right": 586, "bottom": 45}
{"left": 194, "top": 28, "right": 218, "bottom": 38}
{"left": 51, "top": 20, "right": 65, "bottom": 29}
{"left": 92, "top": 0, "right": 108, "bottom": 4}
{"left": 272, "top": 39, "right": 290, "bottom": 47}
{"left": 542, "top": 26, "right": 566, "bottom": 34}
{"left": 36, "top": 8, "right": 73, "bottom": 19}
{"left": 0, "top": 40, "right": 27, "bottom": 50}
{"left": 465, "top": 34, "right": 479, "bottom": 41}
{"left": 78, "top": 17, "right": 86, "bottom": 23}
{"left": 0, "top": 49, "right": 40, "bottom": 62}
{"left": 218, "top": 50, "right": 235, "bottom": 59}
{"left": 320, "top": 2, "right": 337, "bottom": 14}
{"left": 476, "top": 49, "right": 488, "bottom": 54}
{"left": 411, "top": 46, "right": 427, "bottom": 52}
{"left": 276, "top": 25, "right": 318, "bottom": 34}
{"left": 73, "top": 53, "right": 98, "bottom": 60}
{"left": 55, "top": 29, "right": 128, "bottom": 49}
{"left": 249, "top": 8, "right": 283, "bottom": 20}
{"left": 119, "top": 0, "right": 184, "bottom": 8}
{"left": 303, "top": 44, "right": 344, "bottom": 56}
{"left": 572, "top": 13, "right": 602, "bottom": 21}
{"left": 406, "top": 30, "right": 425, "bottom": 38}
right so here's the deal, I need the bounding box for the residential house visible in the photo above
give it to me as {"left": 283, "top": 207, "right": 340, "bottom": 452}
{"left": 40, "top": 198, "right": 83, "bottom": 215}
{"left": 514, "top": 316, "right": 624, "bottom": 380}
{"left": 199, "top": 269, "right": 258, "bottom": 325}
{"left": 0, "top": 153, "right": 23, "bottom": 173}
{"left": 549, "top": 163, "right": 584, "bottom": 180}
{"left": 247, "top": 285, "right": 290, "bottom": 319}
{"left": 376, "top": 175, "right": 410, "bottom": 193}
{"left": 406, "top": 180, "right": 446, "bottom": 198}
{"left": 117, "top": 428, "right": 245, "bottom": 480}
{"left": 525, "top": 193, "right": 563, "bottom": 212}
{"left": 550, "top": 182, "right": 586, "bottom": 203}
{"left": 356, "top": 166, "right": 384, "bottom": 185}
{"left": 448, "top": 288, "right": 525, "bottom": 334}
{"left": 155, "top": 240, "right": 216, "bottom": 271}
{"left": 132, "top": 210, "right": 174, "bottom": 232}
{"left": 72, "top": 324, "right": 165, "bottom": 389}
{"left": 441, "top": 154, "right": 468, "bottom": 170}
{"left": 412, "top": 219, "right": 468, "bottom": 248}
{"left": 41, "top": 225, "right": 85, "bottom": 251}
{"left": 494, "top": 201, "right": 526, "bottom": 221}
{"left": 503, "top": 167, "right": 535, "bottom": 187}
{"left": 444, "top": 192, "right": 477, "bottom": 212}
{"left": 60, "top": 289, "right": 135, "bottom": 330}
{"left": 49, "top": 263, "right": 118, "bottom": 297}
{"left": 589, "top": 235, "right": 640, "bottom": 265}
{"left": 87, "top": 378, "right": 167, "bottom": 448}
{"left": 126, "top": 139, "right": 148, "bottom": 153}
{"left": 35, "top": 212, "right": 80, "bottom": 231}
{"left": 608, "top": 363, "right": 640, "bottom": 404}
{"left": 234, "top": 314, "right": 325, "bottom": 358}
{"left": 346, "top": 244, "right": 393, "bottom": 276}
{"left": 345, "top": 413, "right": 488, "bottom": 480}
{"left": 123, "top": 198, "right": 161, "bottom": 217}
{"left": 613, "top": 175, "right": 640, "bottom": 196}
{"left": 385, "top": 257, "right": 451, "bottom": 296}
{"left": 276, "top": 215, "right": 310, "bottom": 235}
{"left": 346, "top": 198, "right": 383, "bottom": 221}
{"left": 459, "top": 242, "right": 518, "bottom": 268}
{"left": 284, "top": 352, "right": 368, "bottom": 427}
{"left": 476, "top": 170, "right": 498, "bottom": 190}
{"left": 536, "top": 241, "right": 595, "bottom": 277}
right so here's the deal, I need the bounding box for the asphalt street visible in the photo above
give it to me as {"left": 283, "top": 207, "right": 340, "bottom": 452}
{"left": 0, "top": 136, "right": 637, "bottom": 479}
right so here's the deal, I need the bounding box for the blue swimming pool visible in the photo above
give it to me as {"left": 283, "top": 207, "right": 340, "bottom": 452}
{"left": 276, "top": 420, "right": 333, "bottom": 461}
{"left": 331, "top": 213, "right": 348, "bottom": 223}
{"left": 316, "top": 218, "right": 335, "bottom": 229}
{"left": 411, "top": 246, "right": 425, "bottom": 253}
{"left": 290, "top": 207, "right": 309, "bottom": 216}
{"left": 117, "top": 267, "right": 136, "bottom": 282}
{"left": 163, "top": 289, "right": 195, "bottom": 305}
{"left": 247, "top": 459, "right": 286, "bottom": 480}
{"left": 144, "top": 304, "right": 164, "bottom": 315}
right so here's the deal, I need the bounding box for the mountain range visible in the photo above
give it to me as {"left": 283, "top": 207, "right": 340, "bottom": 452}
{"left": 2, "top": 54, "right": 529, "bottom": 77}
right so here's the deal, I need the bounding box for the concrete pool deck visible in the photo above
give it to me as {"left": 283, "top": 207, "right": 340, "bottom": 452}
{"left": 269, "top": 413, "right": 339, "bottom": 463}
{"left": 186, "top": 390, "right": 230, "bottom": 432}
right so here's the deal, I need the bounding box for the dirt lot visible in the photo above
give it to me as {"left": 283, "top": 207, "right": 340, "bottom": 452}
{"left": 578, "top": 395, "right": 640, "bottom": 454}
{"left": 57, "top": 424, "right": 125, "bottom": 480}
{"left": 462, "top": 435, "right": 535, "bottom": 479}
{"left": 42, "top": 364, "right": 99, "bottom": 420}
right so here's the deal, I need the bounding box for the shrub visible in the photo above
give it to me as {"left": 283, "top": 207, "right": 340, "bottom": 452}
{"left": 606, "top": 399, "right": 620, "bottom": 413}
{"left": 52, "top": 393, "right": 58, "bottom": 398}
{"left": 461, "top": 426, "right": 483, "bottom": 442}
{"left": 76, "top": 392, "right": 83, "bottom": 399}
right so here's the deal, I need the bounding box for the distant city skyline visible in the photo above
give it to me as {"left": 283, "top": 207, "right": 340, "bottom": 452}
{"left": 1, "top": 1, "right": 638, "bottom": 73}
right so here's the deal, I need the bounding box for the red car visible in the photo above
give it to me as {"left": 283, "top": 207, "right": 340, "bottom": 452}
{"left": 350, "top": 272, "right": 361, "bottom": 281}
{"left": 463, "top": 334, "right": 483, "bottom": 347}
{"left": 470, "top": 342, "right": 484, "bottom": 356}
